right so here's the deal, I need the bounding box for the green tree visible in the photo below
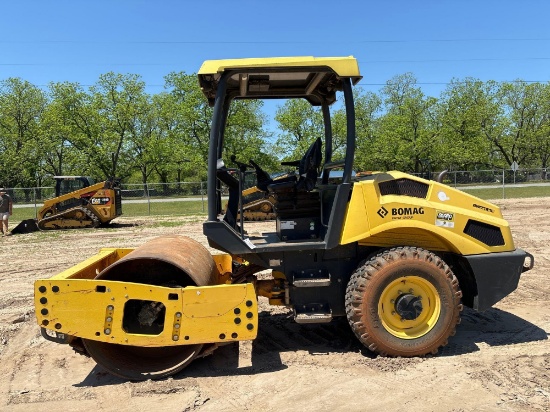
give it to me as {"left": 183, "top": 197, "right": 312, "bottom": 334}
{"left": 351, "top": 89, "right": 382, "bottom": 171}
{"left": 165, "top": 72, "right": 271, "bottom": 175}
{"left": 530, "top": 83, "right": 550, "bottom": 172}
{"left": 274, "top": 99, "right": 323, "bottom": 162}
{"left": 164, "top": 72, "right": 211, "bottom": 171}
{"left": 0, "top": 78, "right": 47, "bottom": 188}
{"left": 497, "top": 81, "right": 542, "bottom": 168}
{"left": 374, "top": 73, "right": 438, "bottom": 173}
{"left": 50, "top": 73, "right": 147, "bottom": 181}
{"left": 39, "top": 88, "right": 88, "bottom": 179}
{"left": 436, "top": 78, "right": 493, "bottom": 170}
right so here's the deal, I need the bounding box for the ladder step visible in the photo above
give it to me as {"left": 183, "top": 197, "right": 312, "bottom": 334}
{"left": 294, "top": 312, "right": 333, "bottom": 324}
{"left": 293, "top": 278, "right": 331, "bottom": 287}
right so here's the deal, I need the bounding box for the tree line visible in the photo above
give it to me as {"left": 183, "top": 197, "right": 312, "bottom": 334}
{"left": 1, "top": 71, "right": 549, "bottom": 189}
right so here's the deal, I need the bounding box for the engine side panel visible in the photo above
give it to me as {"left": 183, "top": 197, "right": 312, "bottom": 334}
{"left": 340, "top": 172, "right": 515, "bottom": 255}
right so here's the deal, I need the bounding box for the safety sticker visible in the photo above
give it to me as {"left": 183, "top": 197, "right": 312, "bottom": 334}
{"left": 435, "top": 210, "right": 455, "bottom": 228}
{"left": 280, "top": 221, "right": 296, "bottom": 230}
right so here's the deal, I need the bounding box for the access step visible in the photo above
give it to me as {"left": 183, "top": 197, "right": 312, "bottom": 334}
{"left": 294, "top": 313, "right": 333, "bottom": 324}
{"left": 293, "top": 270, "right": 331, "bottom": 287}
{"left": 294, "top": 303, "right": 332, "bottom": 324}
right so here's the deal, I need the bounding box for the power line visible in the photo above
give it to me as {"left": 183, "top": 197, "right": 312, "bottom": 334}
{"left": 4, "top": 57, "right": 550, "bottom": 67}
{"left": 0, "top": 38, "right": 550, "bottom": 44}
{"left": 358, "top": 80, "right": 550, "bottom": 86}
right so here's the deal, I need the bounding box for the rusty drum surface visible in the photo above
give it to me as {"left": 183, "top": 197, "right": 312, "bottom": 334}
{"left": 82, "top": 235, "right": 216, "bottom": 381}
{"left": 97, "top": 235, "right": 216, "bottom": 287}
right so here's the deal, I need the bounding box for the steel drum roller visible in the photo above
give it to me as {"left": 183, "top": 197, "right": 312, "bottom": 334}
{"left": 82, "top": 235, "right": 216, "bottom": 380}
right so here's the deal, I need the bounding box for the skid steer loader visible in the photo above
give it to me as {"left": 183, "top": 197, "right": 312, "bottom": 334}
{"left": 12, "top": 176, "right": 122, "bottom": 234}
{"left": 34, "top": 56, "right": 533, "bottom": 381}
{"left": 229, "top": 170, "right": 297, "bottom": 221}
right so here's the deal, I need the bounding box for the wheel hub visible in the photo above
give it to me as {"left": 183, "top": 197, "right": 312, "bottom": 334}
{"left": 378, "top": 276, "right": 441, "bottom": 339}
{"left": 395, "top": 294, "right": 423, "bottom": 320}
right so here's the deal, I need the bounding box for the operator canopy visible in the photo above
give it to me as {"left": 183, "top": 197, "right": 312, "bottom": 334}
{"left": 198, "top": 56, "right": 362, "bottom": 106}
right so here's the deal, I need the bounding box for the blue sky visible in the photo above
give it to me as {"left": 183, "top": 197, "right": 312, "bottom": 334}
{"left": 2, "top": 0, "right": 550, "bottom": 102}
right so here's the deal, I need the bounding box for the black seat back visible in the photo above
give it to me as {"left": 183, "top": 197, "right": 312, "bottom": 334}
{"left": 296, "top": 137, "right": 322, "bottom": 191}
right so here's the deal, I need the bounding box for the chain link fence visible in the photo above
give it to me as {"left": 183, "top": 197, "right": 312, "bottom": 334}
{"left": 10, "top": 182, "right": 209, "bottom": 219}
{"left": 433, "top": 168, "right": 549, "bottom": 186}
{"left": 8, "top": 168, "right": 550, "bottom": 218}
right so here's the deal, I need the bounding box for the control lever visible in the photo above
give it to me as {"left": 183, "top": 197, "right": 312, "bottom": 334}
{"left": 230, "top": 155, "right": 250, "bottom": 172}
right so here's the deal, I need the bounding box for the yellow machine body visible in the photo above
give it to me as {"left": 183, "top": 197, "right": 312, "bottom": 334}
{"left": 39, "top": 182, "right": 117, "bottom": 223}
{"left": 341, "top": 171, "right": 514, "bottom": 255}
{"left": 37, "top": 179, "right": 122, "bottom": 230}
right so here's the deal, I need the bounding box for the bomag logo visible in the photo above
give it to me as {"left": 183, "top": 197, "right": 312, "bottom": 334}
{"left": 392, "top": 207, "right": 425, "bottom": 216}
{"left": 377, "top": 206, "right": 388, "bottom": 218}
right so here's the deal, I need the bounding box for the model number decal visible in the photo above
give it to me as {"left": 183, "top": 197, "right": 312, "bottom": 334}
{"left": 91, "top": 197, "right": 110, "bottom": 205}
{"left": 473, "top": 203, "right": 494, "bottom": 213}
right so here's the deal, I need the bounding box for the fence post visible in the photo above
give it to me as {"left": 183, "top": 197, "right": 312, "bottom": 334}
{"left": 33, "top": 187, "right": 37, "bottom": 218}
{"left": 454, "top": 171, "right": 457, "bottom": 188}
{"left": 201, "top": 181, "right": 205, "bottom": 212}
{"left": 145, "top": 183, "right": 151, "bottom": 215}
{"left": 502, "top": 169, "right": 505, "bottom": 199}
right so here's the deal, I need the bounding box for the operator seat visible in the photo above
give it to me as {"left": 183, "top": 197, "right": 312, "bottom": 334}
{"left": 267, "top": 137, "right": 323, "bottom": 194}
{"left": 267, "top": 138, "right": 323, "bottom": 241}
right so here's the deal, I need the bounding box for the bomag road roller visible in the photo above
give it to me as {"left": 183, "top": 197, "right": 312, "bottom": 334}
{"left": 34, "top": 56, "right": 534, "bottom": 381}
{"left": 12, "top": 176, "right": 122, "bottom": 234}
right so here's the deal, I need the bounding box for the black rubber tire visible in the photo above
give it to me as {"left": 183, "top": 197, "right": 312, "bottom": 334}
{"left": 345, "top": 246, "right": 463, "bottom": 356}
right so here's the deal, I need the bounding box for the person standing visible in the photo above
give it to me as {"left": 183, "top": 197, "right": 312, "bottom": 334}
{"left": 0, "top": 188, "right": 13, "bottom": 236}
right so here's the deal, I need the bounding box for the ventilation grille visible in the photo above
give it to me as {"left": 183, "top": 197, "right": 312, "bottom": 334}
{"left": 464, "top": 220, "right": 505, "bottom": 246}
{"left": 378, "top": 178, "right": 429, "bottom": 199}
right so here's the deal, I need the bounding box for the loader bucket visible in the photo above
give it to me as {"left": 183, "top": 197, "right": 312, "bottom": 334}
{"left": 11, "top": 219, "right": 39, "bottom": 235}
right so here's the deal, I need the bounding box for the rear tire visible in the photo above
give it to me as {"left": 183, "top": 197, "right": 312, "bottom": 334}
{"left": 345, "top": 246, "right": 463, "bottom": 356}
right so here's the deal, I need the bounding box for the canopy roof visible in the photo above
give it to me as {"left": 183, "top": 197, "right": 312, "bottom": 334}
{"left": 198, "top": 56, "right": 362, "bottom": 106}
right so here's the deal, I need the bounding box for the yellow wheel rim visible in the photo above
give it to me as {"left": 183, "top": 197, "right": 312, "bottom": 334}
{"left": 378, "top": 276, "right": 440, "bottom": 339}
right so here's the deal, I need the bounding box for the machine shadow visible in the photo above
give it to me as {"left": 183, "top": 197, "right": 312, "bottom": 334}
{"left": 102, "top": 221, "right": 141, "bottom": 229}
{"left": 75, "top": 307, "right": 546, "bottom": 386}
{"left": 439, "top": 307, "right": 548, "bottom": 356}
{"left": 179, "top": 314, "right": 363, "bottom": 380}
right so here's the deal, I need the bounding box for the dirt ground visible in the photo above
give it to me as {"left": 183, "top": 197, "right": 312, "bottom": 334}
{"left": 0, "top": 198, "right": 548, "bottom": 412}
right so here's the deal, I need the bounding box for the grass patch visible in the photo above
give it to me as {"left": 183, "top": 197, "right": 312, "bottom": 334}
{"left": 461, "top": 185, "right": 550, "bottom": 200}
{"left": 122, "top": 200, "right": 207, "bottom": 216}
{"left": 11, "top": 200, "right": 208, "bottom": 226}
{"left": 11, "top": 207, "right": 37, "bottom": 221}
{"left": 149, "top": 220, "right": 189, "bottom": 228}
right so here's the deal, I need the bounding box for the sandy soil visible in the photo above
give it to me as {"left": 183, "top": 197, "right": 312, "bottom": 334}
{"left": 0, "top": 199, "right": 548, "bottom": 412}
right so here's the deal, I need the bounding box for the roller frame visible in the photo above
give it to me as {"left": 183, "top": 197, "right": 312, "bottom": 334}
{"left": 35, "top": 248, "right": 258, "bottom": 347}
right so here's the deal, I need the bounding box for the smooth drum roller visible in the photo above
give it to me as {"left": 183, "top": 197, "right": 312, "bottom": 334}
{"left": 82, "top": 235, "right": 216, "bottom": 380}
